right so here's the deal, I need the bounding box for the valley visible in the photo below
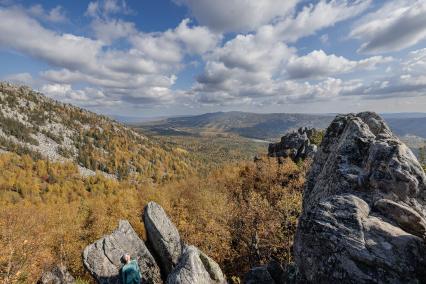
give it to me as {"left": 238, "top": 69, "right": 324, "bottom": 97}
{"left": 1, "top": 0, "right": 426, "bottom": 283}
{"left": 0, "top": 83, "right": 302, "bottom": 283}
{"left": 0, "top": 83, "right": 425, "bottom": 283}
{"left": 137, "top": 111, "right": 426, "bottom": 160}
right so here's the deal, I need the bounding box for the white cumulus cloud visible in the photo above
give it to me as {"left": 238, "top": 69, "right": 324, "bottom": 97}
{"left": 350, "top": 0, "right": 426, "bottom": 53}
{"left": 190, "top": 0, "right": 381, "bottom": 106}
{"left": 0, "top": 5, "right": 220, "bottom": 107}
{"left": 287, "top": 50, "right": 392, "bottom": 79}
{"left": 173, "top": 0, "right": 299, "bottom": 33}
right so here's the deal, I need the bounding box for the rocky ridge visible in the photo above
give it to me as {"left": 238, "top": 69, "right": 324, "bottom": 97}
{"left": 83, "top": 202, "right": 226, "bottom": 284}
{"left": 0, "top": 82, "right": 123, "bottom": 177}
{"left": 0, "top": 82, "right": 191, "bottom": 181}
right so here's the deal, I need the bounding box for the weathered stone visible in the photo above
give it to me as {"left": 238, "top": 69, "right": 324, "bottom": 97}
{"left": 294, "top": 112, "right": 426, "bottom": 283}
{"left": 374, "top": 198, "right": 426, "bottom": 239}
{"left": 143, "top": 201, "right": 182, "bottom": 276}
{"left": 166, "top": 246, "right": 226, "bottom": 284}
{"left": 83, "top": 220, "right": 162, "bottom": 284}
{"left": 268, "top": 127, "right": 320, "bottom": 161}
{"left": 38, "top": 265, "right": 75, "bottom": 284}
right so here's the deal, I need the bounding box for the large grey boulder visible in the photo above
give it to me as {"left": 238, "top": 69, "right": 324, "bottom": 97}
{"left": 38, "top": 265, "right": 75, "bottom": 284}
{"left": 268, "top": 127, "right": 319, "bottom": 161}
{"left": 143, "top": 202, "right": 226, "bottom": 283}
{"left": 83, "top": 220, "right": 162, "bottom": 284}
{"left": 166, "top": 246, "right": 226, "bottom": 284}
{"left": 294, "top": 112, "right": 426, "bottom": 283}
{"left": 143, "top": 201, "right": 183, "bottom": 276}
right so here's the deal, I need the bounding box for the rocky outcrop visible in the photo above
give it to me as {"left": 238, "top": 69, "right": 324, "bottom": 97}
{"left": 83, "top": 220, "right": 162, "bottom": 284}
{"left": 83, "top": 203, "right": 225, "bottom": 284}
{"left": 38, "top": 265, "right": 75, "bottom": 284}
{"left": 294, "top": 112, "right": 426, "bottom": 283}
{"left": 143, "top": 201, "right": 183, "bottom": 276}
{"left": 167, "top": 246, "right": 226, "bottom": 284}
{"left": 268, "top": 127, "right": 320, "bottom": 161}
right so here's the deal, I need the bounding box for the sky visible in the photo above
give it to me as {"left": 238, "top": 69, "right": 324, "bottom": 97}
{"left": 1, "top": 0, "right": 426, "bottom": 117}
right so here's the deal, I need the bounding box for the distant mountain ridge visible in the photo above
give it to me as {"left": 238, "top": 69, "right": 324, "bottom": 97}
{"left": 139, "top": 111, "right": 426, "bottom": 139}
{"left": 139, "top": 111, "right": 334, "bottom": 140}
{"left": 381, "top": 113, "right": 426, "bottom": 119}
{"left": 385, "top": 117, "right": 426, "bottom": 138}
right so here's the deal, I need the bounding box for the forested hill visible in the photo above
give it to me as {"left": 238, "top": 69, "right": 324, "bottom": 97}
{"left": 0, "top": 82, "right": 192, "bottom": 181}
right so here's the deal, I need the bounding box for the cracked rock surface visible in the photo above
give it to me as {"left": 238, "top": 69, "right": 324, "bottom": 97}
{"left": 294, "top": 112, "right": 426, "bottom": 283}
{"left": 166, "top": 245, "right": 226, "bottom": 284}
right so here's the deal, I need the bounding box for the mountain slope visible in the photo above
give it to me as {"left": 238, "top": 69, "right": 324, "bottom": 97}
{"left": 0, "top": 82, "right": 192, "bottom": 181}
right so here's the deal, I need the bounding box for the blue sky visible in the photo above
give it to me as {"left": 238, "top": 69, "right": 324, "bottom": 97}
{"left": 1, "top": 0, "right": 426, "bottom": 117}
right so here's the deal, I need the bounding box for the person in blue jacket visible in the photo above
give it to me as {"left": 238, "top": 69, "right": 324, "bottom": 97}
{"left": 120, "top": 253, "right": 141, "bottom": 284}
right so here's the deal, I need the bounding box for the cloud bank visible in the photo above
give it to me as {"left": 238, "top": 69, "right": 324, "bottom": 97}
{"left": 0, "top": 0, "right": 425, "bottom": 114}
